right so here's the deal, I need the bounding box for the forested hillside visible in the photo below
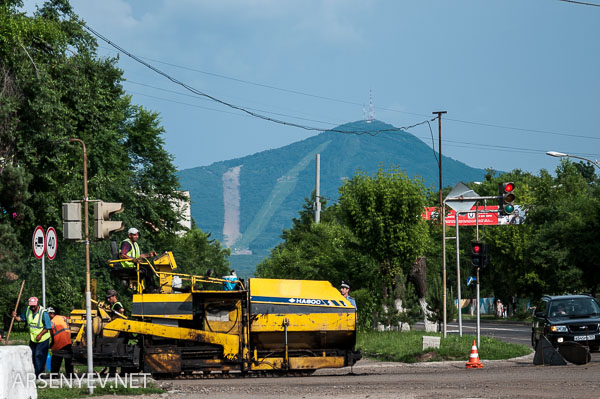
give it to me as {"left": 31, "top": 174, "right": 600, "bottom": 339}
{"left": 178, "top": 120, "right": 487, "bottom": 274}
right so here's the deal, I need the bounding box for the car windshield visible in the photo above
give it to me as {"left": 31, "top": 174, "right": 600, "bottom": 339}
{"left": 549, "top": 298, "right": 600, "bottom": 318}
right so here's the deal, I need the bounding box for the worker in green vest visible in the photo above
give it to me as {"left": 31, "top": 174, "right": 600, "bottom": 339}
{"left": 12, "top": 296, "right": 52, "bottom": 376}
{"left": 119, "top": 227, "right": 157, "bottom": 291}
{"left": 106, "top": 289, "right": 124, "bottom": 315}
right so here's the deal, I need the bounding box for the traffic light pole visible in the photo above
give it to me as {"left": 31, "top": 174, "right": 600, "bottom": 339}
{"left": 476, "top": 266, "right": 481, "bottom": 348}
{"left": 475, "top": 203, "right": 480, "bottom": 348}
{"left": 69, "top": 138, "right": 94, "bottom": 394}
{"left": 444, "top": 194, "right": 500, "bottom": 346}
{"left": 455, "top": 211, "right": 462, "bottom": 336}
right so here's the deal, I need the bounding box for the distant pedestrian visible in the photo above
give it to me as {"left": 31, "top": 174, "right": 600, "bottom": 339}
{"left": 47, "top": 307, "right": 73, "bottom": 376}
{"left": 340, "top": 281, "right": 356, "bottom": 308}
{"left": 496, "top": 300, "right": 504, "bottom": 318}
{"left": 12, "top": 297, "right": 52, "bottom": 376}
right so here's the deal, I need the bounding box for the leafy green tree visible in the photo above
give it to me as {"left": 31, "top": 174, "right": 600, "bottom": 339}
{"left": 338, "top": 167, "right": 429, "bottom": 316}
{"left": 524, "top": 161, "right": 600, "bottom": 296}
{"left": 0, "top": 0, "right": 228, "bottom": 315}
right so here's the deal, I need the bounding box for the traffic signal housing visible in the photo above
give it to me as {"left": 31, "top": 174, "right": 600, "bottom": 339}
{"left": 94, "top": 201, "right": 124, "bottom": 239}
{"left": 62, "top": 202, "right": 82, "bottom": 240}
{"left": 471, "top": 241, "right": 489, "bottom": 269}
{"left": 498, "top": 182, "right": 516, "bottom": 215}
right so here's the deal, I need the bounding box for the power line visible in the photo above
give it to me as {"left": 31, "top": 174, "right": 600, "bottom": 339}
{"left": 97, "top": 43, "right": 600, "bottom": 143}
{"left": 128, "top": 88, "right": 600, "bottom": 159}
{"left": 129, "top": 90, "right": 341, "bottom": 126}
{"left": 97, "top": 45, "right": 427, "bottom": 118}
{"left": 126, "top": 80, "right": 342, "bottom": 126}
{"left": 85, "top": 24, "right": 433, "bottom": 136}
{"left": 559, "top": 0, "right": 600, "bottom": 6}
{"left": 445, "top": 117, "right": 600, "bottom": 141}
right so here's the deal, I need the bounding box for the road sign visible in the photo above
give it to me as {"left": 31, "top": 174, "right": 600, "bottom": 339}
{"left": 445, "top": 182, "right": 477, "bottom": 213}
{"left": 32, "top": 226, "right": 45, "bottom": 259}
{"left": 467, "top": 276, "right": 476, "bottom": 286}
{"left": 46, "top": 227, "right": 57, "bottom": 260}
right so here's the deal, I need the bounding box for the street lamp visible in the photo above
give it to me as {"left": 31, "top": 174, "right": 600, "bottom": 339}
{"left": 68, "top": 138, "right": 94, "bottom": 394}
{"left": 546, "top": 151, "right": 600, "bottom": 170}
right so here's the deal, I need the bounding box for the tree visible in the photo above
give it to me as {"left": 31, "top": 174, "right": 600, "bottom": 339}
{"left": 337, "top": 167, "right": 429, "bottom": 325}
{"left": 0, "top": 0, "right": 227, "bottom": 314}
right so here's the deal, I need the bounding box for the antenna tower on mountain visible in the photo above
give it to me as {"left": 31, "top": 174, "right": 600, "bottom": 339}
{"left": 367, "top": 90, "right": 375, "bottom": 123}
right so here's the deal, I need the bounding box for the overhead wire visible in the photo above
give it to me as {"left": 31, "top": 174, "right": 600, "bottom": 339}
{"left": 96, "top": 44, "right": 599, "bottom": 143}
{"left": 126, "top": 81, "right": 343, "bottom": 126}
{"left": 88, "top": 26, "right": 600, "bottom": 161}
{"left": 127, "top": 88, "right": 600, "bottom": 158}
{"left": 97, "top": 44, "right": 427, "bottom": 118}
{"left": 85, "top": 24, "right": 433, "bottom": 136}
{"left": 558, "top": 0, "right": 600, "bottom": 6}
{"left": 427, "top": 120, "right": 440, "bottom": 168}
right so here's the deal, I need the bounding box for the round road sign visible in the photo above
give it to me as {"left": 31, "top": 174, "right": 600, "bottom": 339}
{"left": 32, "top": 226, "right": 45, "bottom": 259}
{"left": 46, "top": 227, "right": 57, "bottom": 260}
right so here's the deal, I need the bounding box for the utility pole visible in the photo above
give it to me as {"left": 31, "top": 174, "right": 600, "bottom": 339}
{"left": 314, "top": 153, "right": 321, "bottom": 223}
{"left": 68, "top": 138, "right": 94, "bottom": 394}
{"left": 433, "top": 111, "right": 447, "bottom": 337}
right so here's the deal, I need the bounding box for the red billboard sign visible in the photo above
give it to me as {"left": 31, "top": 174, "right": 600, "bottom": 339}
{"left": 421, "top": 205, "right": 523, "bottom": 226}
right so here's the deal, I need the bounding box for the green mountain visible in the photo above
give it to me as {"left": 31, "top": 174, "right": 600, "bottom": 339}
{"left": 177, "top": 120, "right": 486, "bottom": 276}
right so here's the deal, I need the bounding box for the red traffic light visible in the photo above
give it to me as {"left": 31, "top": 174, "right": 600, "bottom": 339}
{"left": 473, "top": 244, "right": 481, "bottom": 253}
{"left": 504, "top": 183, "right": 514, "bottom": 192}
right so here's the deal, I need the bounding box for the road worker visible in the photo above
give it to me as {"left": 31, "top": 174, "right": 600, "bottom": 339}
{"left": 12, "top": 297, "right": 52, "bottom": 376}
{"left": 47, "top": 307, "right": 73, "bottom": 376}
{"left": 119, "top": 227, "right": 157, "bottom": 291}
{"left": 106, "top": 289, "right": 124, "bottom": 315}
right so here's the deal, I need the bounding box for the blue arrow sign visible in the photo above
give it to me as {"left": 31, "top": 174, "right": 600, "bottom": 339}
{"left": 467, "top": 276, "right": 476, "bottom": 286}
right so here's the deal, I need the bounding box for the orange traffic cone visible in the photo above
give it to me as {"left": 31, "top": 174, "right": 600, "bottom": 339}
{"left": 465, "top": 339, "right": 483, "bottom": 368}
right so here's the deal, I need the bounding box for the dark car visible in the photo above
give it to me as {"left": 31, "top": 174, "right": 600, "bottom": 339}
{"left": 532, "top": 294, "right": 600, "bottom": 351}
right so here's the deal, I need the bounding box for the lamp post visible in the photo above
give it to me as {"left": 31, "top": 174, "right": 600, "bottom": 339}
{"left": 68, "top": 138, "right": 94, "bottom": 394}
{"left": 546, "top": 151, "right": 600, "bottom": 170}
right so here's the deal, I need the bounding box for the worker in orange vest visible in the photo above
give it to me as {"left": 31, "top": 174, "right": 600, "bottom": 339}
{"left": 47, "top": 307, "right": 73, "bottom": 376}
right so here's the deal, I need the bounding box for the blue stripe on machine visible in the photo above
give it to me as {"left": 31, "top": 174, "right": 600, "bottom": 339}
{"left": 251, "top": 296, "right": 344, "bottom": 307}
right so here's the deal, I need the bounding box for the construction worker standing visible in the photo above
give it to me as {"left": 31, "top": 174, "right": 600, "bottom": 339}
{"left": 12, "top": 297, "right": 52, "bottom": 376}
{"left": 47, "top": 307, "right": 73, "bottom": 376}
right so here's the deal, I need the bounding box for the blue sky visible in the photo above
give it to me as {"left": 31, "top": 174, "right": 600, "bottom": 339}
{"left": 24, "top": 0, "right": 600, "bottom": 174}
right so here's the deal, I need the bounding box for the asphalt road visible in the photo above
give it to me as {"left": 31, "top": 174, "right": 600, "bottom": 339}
{"left": 99, "top": 321, "right": 600, "bottom": 399}
{"left": 446, "top": 319, "right": 532, "bottom": 346}
{"left": 148, "top": 356, "right": 600, "bottom": 399}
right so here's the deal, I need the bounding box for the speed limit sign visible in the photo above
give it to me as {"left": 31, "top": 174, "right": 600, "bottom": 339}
{"left": 46, "top": 227, "right": 57, "bottom": 260}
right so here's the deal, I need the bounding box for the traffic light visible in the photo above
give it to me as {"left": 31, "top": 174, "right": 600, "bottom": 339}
{"left": 498, "top": 182, "right": 516, "bottom": 215}
{"left": 471, "top": 241, "right": 489, "bottom": 268}
{"left": 94, "top": 201, "right": 124, "bottom": 239}
{"left": 62, "top": 202, "right": 82, "bottom": 240}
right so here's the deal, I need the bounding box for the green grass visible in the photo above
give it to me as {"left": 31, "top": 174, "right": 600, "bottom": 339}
{"left": 357, "top": 330, "right": 532, "bottom": 363}
{"left": 37, "top": 384, "right": 164, "bottom": 399}
{"left": 4, "top": 330, "right": 29, "bottom": 344}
